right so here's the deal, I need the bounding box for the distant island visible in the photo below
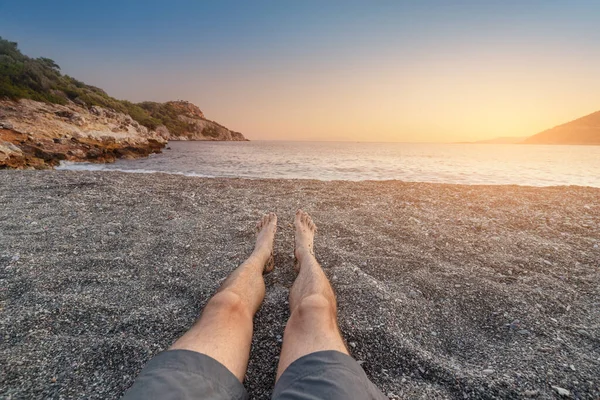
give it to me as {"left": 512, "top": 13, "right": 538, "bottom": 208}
{"left": 0, "top": 37, "right": 246, "bottom": 169}
{"left": 523, "top": 110, "right": 600, "bottom": 145}
{"left": 460, "top": 111, "right": 600, "bottom": 146}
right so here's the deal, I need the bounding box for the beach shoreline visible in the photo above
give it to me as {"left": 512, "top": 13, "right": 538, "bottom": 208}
{"left": 1, "top": 171, "right": 599, "bottom": 399}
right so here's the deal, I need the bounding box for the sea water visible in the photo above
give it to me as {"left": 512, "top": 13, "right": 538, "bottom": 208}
{"left": 57, "top": 141, "right": 600, "bottom": 187}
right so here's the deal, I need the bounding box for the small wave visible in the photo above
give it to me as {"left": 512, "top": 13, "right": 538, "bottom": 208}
{"left": 57, "top": 161, "right": 214, "bottom": 178}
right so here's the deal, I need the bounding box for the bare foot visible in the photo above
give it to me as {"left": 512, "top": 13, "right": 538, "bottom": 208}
{"left": 254, "top": 212, "right": 277, "bottom": 273}
{"left": 294, "top": 209, "right": 316, "bottom": 271}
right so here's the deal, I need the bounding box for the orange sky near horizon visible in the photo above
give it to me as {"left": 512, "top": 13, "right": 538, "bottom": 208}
{"left": 117, "top": 46, "right": 599, "bottom": 143}
{"left": 6, "top": 2, "right": 600, "bottom": 143}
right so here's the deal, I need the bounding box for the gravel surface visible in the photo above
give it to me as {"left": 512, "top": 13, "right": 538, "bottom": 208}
{"left": 1, "top": 171, "right": 599, "bottom": 399}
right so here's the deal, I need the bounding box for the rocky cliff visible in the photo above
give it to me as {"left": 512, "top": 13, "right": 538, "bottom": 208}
{"left": 0, "top": 36, "right": 247, "bottom": 169}
{"left": 524, "top": 110, "right": 600, "bottom": 145}
{"left": 0, "top": 99, "right": 166, "bottom": 169}
{"left": 139, "top": 101, "right": 247, "bottom": 142}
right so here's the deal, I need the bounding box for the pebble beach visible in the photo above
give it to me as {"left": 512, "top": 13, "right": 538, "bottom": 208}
{"left": 1, "top": 171, "right": 599, "bottom": 399}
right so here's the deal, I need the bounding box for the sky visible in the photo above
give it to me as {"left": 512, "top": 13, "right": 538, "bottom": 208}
{"left": 2, "top": 1, "right": 600, "bottom": 142}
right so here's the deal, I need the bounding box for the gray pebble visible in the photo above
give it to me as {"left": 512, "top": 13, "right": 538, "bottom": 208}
{"left": 551, "top": 386, "right": 570, "bottom": 397}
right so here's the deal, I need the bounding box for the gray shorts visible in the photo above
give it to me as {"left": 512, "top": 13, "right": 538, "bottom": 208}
{"left": 122, "top": 349, "right": 386, "bottom": 400}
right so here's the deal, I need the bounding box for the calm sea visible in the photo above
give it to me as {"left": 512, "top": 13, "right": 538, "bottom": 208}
{"left": 57, "top": 141, "right": 600, "bottom": 187}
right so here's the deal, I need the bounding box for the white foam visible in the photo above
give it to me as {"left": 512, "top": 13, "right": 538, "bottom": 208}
{"left": 57, "top": 161, "right": 214, "bottom": 178}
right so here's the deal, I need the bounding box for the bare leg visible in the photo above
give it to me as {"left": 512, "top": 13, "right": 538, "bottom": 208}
{"left": 276, "top": 210, "right": 348, "bottom": 380}
{"left": 170, "top": 213, "right": 277, "bottom": 382}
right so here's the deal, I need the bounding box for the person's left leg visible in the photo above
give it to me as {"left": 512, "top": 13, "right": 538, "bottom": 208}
{"left": 169, "top": 212, "right": 277, "bottom": 381}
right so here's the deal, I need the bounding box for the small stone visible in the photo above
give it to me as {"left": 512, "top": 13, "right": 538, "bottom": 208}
{"left": 408, "top": 290, "right": 419, "bottom": 298}
{"left": 431, "top": 331, "right": 437, "bottom": 336}
{"left": 523, "top": 389, "right": 539, "bottom": 397}
{"left": 569, "top": 364, "right": 575, "bottom": 371}
{"left": 185, "top": 244, "right": 190, "bottom": 248}
{"left": 108, "top": 231, "right": 116, "bottom": 236}
{"left": 11, "top": 254, "right": 20, "bottom": 262}
{"left": 543, "top": 259, "right": 552, "bottom": 266}
{"left": 482, "top": 369, "right": 495, "bottom": 375}
{"left": 0, "top": 121, "right": 14, "bottom": 129}
{"left": 518, "top": 329, "right": 530, "bottom": 335}
{"left": 594, "top": 244, "right": 599, "bottom": 249}
{"left": 349, "top": 342, "right": 357, "bottom": 348}
{"left": 551, "top": 386, "right": 570, "bottom": 397}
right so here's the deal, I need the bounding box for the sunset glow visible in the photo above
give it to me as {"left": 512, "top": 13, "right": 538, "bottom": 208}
{"left": 3, "top": 1, "right": 599, "bottom": 142}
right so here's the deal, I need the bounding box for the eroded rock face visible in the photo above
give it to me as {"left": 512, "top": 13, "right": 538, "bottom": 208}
{"left": 166, "top": 114, "right": 248, "bottom": 141}
{"left": 148, "top": 101, "right": 248, "bottom": 141}
{"left": 0, "top": 99, "right": 167, "bottom": 169}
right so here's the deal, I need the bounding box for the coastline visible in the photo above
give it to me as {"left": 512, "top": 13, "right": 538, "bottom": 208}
{"left": 1, "top": 171, "right": 599, "bottom": 399}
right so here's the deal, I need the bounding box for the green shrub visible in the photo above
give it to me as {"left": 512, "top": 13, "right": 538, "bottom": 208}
{"left": 0, "top": 36, "right": 205, "bottom": 136}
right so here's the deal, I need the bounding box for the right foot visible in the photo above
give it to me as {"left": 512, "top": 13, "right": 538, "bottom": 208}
{"left": 254, "top": 212, "right": 277, "bottom": 273}
{"left": 294, "top": 209, "right": 316, "bottom": 270}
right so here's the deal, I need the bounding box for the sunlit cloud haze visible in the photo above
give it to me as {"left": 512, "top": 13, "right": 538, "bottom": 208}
{"left": 3, "top": 1, "right": 600, "bottom": 142}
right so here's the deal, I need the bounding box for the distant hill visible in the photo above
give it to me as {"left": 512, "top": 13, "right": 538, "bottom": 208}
{"left": 524, "top": 110, "right": 600, "bottom": 145}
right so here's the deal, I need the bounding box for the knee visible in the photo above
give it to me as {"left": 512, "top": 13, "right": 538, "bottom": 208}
{"left": 205, "top": 291, "right": 250, "bottom": 320}
{"left": 290, "top": 294, "right": 336, "bottom": 327}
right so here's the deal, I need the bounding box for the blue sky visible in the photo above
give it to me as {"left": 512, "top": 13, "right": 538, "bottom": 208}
{"left": 2, "top": 1, "right": 600, "bottom": 141}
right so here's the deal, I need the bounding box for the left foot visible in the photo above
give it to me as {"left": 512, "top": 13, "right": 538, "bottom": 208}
{"left": 254, "top": 212, "right": 277, "bottom": 273}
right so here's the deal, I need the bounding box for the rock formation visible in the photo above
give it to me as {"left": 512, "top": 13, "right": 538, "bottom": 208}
{"left": 0, "top": 36, "right": 248, "bottom": 169}
{"left": 0, "top": 98, "right": 248, "bottom": 169}
{"left": 138, "top": 100, "right": 248, "bottom": 142}
{"left": 0, "top": 99, "right": 165, "bottom": 169}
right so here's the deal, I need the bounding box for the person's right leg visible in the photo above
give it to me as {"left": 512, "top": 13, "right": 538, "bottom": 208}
{"left": 273, "top": 210, "right": 386, "bottom": 400}
{"left": 276, "top": 210, "right": 348, "bottom": 379}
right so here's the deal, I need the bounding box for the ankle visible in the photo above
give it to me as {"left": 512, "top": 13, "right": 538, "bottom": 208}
{"left": 295, "top": 247, "right": 315, "bottom": 263}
